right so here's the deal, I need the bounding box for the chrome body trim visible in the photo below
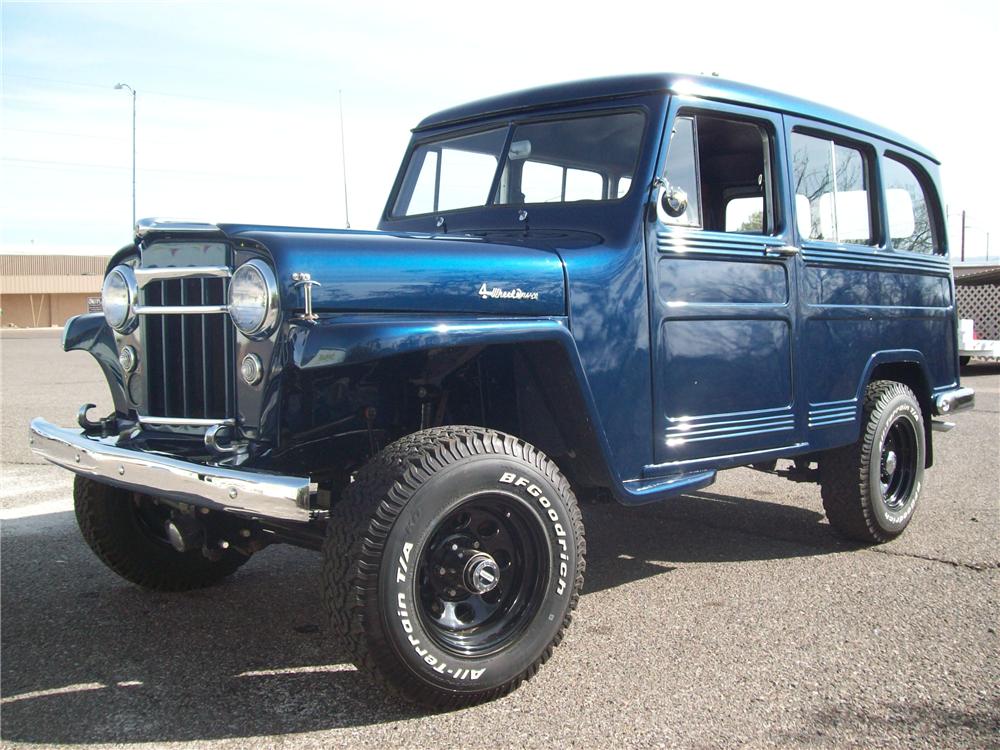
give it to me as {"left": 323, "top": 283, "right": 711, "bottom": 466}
{"left": 134, "top": 266, "right": 231, "bottom": 288}
{"left": 933, "top": 387, "right": 975, "bottom": 415}
{"left": 134, "top": 304, "right": 229, "bottom": 315}
{"left": 137, "top": 414, "right": 236, "bottom": 427}
{"left": 28, "top": 418, "right": 312, "bottom": 523}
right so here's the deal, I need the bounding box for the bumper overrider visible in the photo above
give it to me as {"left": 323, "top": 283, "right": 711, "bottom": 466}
{"left": 933, "top": 386, "right": 975, "bottom": 416}
{"left": 28, "top": 418, "right": 313, "bottom": 523}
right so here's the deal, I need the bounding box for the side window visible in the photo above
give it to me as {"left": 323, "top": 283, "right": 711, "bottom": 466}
{"left": 725, "top": 196, "right": 764, "bottom": 232}
{"left": 792, "top": 132, "right": 872, "bottom": 245}
{"left": 883, "top": 155, "right": 937, "bottom": 254}
{"left": 661, "top": 113, "right": 773, "bottom": 233}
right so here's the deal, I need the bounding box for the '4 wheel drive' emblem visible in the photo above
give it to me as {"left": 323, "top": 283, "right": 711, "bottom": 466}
{"left": 478, "top": 282, "right": 540, "bottom": 301}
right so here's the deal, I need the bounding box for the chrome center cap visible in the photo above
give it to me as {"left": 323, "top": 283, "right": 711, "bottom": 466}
{"left": 884, "top": 450, "right": 898, "bottom": 476}
{"left": 463, "top": 552, "right": 500, "bottom": 595}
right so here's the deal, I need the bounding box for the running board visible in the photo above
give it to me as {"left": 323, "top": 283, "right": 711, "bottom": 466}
{"left": 618, "top": 470, "right": 717, "bottom": 506}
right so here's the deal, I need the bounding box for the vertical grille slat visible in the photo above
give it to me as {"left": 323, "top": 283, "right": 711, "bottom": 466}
{"left": 140, "top": 271, "right": 234, "bottom": 424}
{"left": 200, "top": 279, "right": 210, "bottom": 419}
{"left": 179, "top": 281, "right": 189, "bottom": 416}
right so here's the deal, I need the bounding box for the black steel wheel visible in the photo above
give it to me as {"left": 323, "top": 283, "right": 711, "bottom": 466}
{"left": 322, "top": 426, "right": 585, "bottom": 709}
{"left": 417, "top": 497, "right": 546, "bottom": 657}
{"left": 820, "top": 380, "right": 925, "bottom": 543}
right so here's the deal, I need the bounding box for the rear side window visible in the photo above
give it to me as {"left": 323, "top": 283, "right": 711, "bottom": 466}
{"left": 883, "top": 155, "right": 938, "bottom": 254}
{"left": 792, "top": 132, "right": 872, "bottom": 245}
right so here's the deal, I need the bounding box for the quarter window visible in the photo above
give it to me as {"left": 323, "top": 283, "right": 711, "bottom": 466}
{"left": 883, "top": 155, "right": 937, "bottom": 254}
{"left": 660, "top": 114, "right": 773, "bottom": 234}
{"left": 792, "top": 132, "right": 872, "bottom": 245}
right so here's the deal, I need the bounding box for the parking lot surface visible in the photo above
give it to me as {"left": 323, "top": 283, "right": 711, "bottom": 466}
{"left": 1, "top": 328, "right": 997, "bottom": 749}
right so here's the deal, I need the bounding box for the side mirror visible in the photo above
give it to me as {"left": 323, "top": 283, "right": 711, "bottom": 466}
{"left": 658, "top": 184, "right": 689, "bottom": 219}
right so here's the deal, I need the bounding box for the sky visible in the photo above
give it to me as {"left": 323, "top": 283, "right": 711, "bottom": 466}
{"left": 1, "top": 0, "right": 998, "bottom": 261}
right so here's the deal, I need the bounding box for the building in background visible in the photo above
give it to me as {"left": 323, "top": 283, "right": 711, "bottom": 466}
{"left": 1, "top": 255, "right": 110, "bottom": 328}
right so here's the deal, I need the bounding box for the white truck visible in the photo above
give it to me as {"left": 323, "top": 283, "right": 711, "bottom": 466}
{"left": 959, "top": 318, "right": 1000, "bottom": 364}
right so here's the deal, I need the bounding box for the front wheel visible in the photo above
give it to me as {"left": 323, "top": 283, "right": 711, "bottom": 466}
{"left": 74, "top": 476, "right": 249, "bottom": 590}
{"left": 819, "top": 381, "right": 925, "bottom": 543}
{"left": 322, "top": 426, "right": 585, "bottom": 708}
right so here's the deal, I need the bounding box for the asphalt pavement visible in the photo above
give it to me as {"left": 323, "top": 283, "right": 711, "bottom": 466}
{"left": 1, "top": 328, "right": 997, "bottom": 749}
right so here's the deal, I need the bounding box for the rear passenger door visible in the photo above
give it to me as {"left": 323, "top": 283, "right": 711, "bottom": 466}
{"left": 647, "top": 100, "right": 803, "bottom": 470}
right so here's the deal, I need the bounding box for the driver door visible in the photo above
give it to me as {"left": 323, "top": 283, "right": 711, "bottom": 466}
{"left": 647, "top": 100, "right": 803, "bottom": 471}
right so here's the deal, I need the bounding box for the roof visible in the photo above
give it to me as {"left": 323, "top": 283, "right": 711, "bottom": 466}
{"left": 954, "top": 266, "right": 1000, "bottom": 284}
{"left": 415, "top": 73, "right": 937, "bottom": 163}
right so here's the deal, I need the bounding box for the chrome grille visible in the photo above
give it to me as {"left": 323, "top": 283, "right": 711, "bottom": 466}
{"left": 139, "top": 275, "right": 235, "bottom": 421}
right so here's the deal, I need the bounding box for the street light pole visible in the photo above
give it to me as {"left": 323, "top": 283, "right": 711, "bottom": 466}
{"left": 114, "top": 83, "right": 136, "bottom": 229}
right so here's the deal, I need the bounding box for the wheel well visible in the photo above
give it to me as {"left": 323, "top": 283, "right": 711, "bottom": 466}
{"left": 867, "top": 361, "right": 934, "bottom": 468}
{"left": 429, "top": 342, "right": 611, "bottom": 490}
{"left": 278, "top": 341, "right": 611, "bottom": 498}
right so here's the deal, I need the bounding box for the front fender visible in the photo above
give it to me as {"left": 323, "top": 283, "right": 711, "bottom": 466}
{"left": 285, "top": 315, "right": 714, "bottom": 505}
{"left": 63, "top": 313, "right": 130, "bottom": 416}
{"left": 288, "top": 315, "right": 573, "bottom": 370}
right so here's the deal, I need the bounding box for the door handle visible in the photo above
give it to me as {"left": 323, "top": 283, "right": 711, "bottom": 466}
{"left": 766, "top": 245, "right": 800, "bottom": 257}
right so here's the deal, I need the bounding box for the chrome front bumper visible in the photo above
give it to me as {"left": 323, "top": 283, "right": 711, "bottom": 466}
{"left": 933, "top": 387, "right": 975, "bottom": 416}
{"left": 28, "top": 418, "right": 313, "bottom": 523}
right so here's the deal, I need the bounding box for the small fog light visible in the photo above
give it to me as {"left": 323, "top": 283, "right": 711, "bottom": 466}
{"left": 241, "top": 353, "right": 263, "bottom": 385}
{"left": 119, "top": 345, "right": 137, "bottom": 373}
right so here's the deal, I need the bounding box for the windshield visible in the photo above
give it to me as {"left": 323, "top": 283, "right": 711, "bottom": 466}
{"left": 391, "top": 111, "right": 645, "bottom": 217}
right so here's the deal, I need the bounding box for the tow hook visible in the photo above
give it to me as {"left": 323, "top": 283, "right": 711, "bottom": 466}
{"left": 77, "top": 403, "right": 118, "bottom": 436}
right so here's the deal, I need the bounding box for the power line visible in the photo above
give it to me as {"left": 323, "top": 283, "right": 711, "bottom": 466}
{"left": 1, "top": 156, "right": 303, "bottom": 181}
{"left": 2, "top": 72, "right": 334, "bottom": 111}
{"left": 1, "top": 126, "right": 127, "bottom": 142}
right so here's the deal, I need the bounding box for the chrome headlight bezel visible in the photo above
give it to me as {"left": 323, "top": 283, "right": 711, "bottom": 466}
{"left": 227, "top": 259, "right": 279, "bottom": 338}
{"left": 102, "top": 264, "right": 138, "bottom": 333}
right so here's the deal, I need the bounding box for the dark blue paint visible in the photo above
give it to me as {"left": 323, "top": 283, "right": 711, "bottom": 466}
{"left": 71, "top": 74, "right": 965, "bottom": 508}
{"left": 222, "top": 227, "right": 566, "bottom": 317}
{"left": 657, "top": 257, "right": 788, "bottom": 305}
{"left": 63, "top": 313, "right": 130, "bottom": 416}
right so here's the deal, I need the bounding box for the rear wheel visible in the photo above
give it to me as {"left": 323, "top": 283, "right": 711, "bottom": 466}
{"left": 322, "top": 426, "right": 585, "bottom": 708}
{"left": 74, "top": 476, "right": 249, "bottom": 590}
{"left": 819, "top": 381, "right": 925, "bottom": 543}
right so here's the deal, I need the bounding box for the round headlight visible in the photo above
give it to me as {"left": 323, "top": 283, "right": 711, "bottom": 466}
{"left": 228, "top": 260, "right": 278, "bottom": 337}
{"left": 101, "top": 265, "right": 137, "bottom": 333}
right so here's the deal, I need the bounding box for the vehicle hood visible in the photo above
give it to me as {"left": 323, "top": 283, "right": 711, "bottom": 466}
{"left": 221, "top": 225, "right": 566, "bottom": 317}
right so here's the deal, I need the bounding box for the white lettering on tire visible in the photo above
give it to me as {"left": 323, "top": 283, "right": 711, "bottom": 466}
{"left": 394, "top": 584, "right": 484, "bottom": 681}
{"left": 499, "top": 471, "right": 569, "bottom": 596}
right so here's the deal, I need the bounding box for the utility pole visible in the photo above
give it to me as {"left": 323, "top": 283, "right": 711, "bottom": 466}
{"left": 339, "top": 89, "right": 350, "bottom": 229}
{"left": 114, "top": 83, "right": 136, "bottom": 229}
{"left": 960, "top": 209, "right": 966, "bottom": 262}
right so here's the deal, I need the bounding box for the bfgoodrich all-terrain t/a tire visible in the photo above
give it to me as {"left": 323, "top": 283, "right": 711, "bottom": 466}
{"left": 820, "top": 380, "right": 926, "bottom": 543}
{"left": 74, "top": 476, "right": 248, "bottom": 591}
{"left": 322, "top": 426, "right": 585, "bottom": 709}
